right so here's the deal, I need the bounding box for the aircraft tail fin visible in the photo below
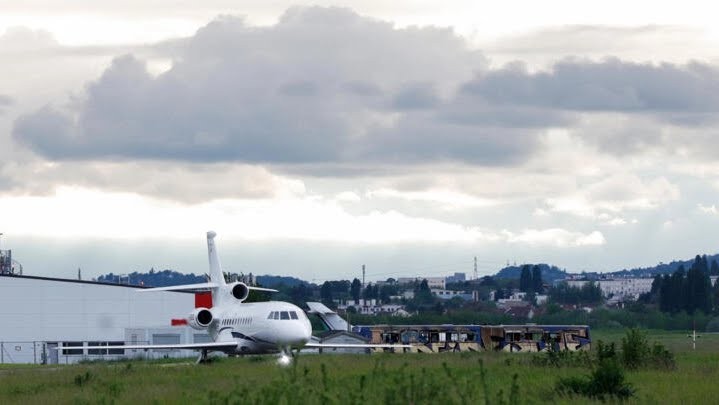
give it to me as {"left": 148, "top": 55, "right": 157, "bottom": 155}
{"left": 206, "top": 231, "right": 226, "bottom": 287}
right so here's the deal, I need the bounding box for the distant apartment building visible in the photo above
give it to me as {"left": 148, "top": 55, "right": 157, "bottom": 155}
{"left": 431, "top": 289, "right": 472, "bottom": 300}
{"left": 338, "top": 299, "right": 407, "bottom": 316}
{"left": 397, "top": 277, "right": 446, "bottom": 290}
{"left": 566, "top": 278, "right": 654, "bottom": 301}
{"left": 445, "top": 272, "right": 466, "bottom": 284}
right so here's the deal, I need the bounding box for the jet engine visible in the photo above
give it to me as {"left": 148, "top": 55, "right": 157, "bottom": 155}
{"left": 188, "top": 307, "right": 214, "bottom": 330}
{"left": 229, "top": 282, "right": 250, "bottom": 302}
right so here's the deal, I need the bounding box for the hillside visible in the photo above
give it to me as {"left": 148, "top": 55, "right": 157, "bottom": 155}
{"left": 612, "top": 253, "right": 719, "bottom": 278}
{"left": 494, "top": 264, "right": 568, "bottom": 283}
{"left": 95, "top": 270, "right": 309, "bottom": 288}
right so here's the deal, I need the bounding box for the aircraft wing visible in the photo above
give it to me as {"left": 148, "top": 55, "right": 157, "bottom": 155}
{"left": 303, "top": 343, "right": 411, "bottom": 349}
{"left": 136, "top": 282, "right": 219, "bottom": 292}
{"left": 54, "top": 341, "right": 238, "bottom": 351}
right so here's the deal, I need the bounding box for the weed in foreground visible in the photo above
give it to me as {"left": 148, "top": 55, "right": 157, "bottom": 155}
{"left": 555, "top": 359, "right": 634, "bottom": 401}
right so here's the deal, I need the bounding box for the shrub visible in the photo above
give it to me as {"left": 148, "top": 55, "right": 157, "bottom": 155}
{"left": 620, "top": 328, "right": 675, "bottom": 370}
{"left": 648, "top": 342, "right": 676, "bottom": 370}
{"left": 705, "top": 316, "right": 719, "bottom": 332}
{"left": 555, "top": 359, "right": 634, "bottom": 401}
{"left": 621, "top": 329, "right": 650, "bottom": 370}
{"left": 595, "top": 340, "right": 617, "bottom": 363}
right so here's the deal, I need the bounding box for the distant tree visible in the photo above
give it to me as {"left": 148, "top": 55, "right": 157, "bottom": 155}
{"left": 445, "top": 296, "right": 465, "bottom": 310}
{"left": 414, "top": 279, "right": 435, "bottom": 306}
{"left": 532, "top": 265, "right": 543, "bottom": 293}
{"left": 688, "top": 256, "right": 712, "bottom": 313}
{"left": 711, "top": 260, "right": 719, "bottom": 276}
{"left": 288, "top": 283, "right": 313, "bottom": 305}
{"left": 320, "top": 281, "right": 333, "bottom": 306}
{"left": 480, "top": 276, "right": 496, "bottom": 287}
{"left": 350, "top": 278, "right": 362, "bottom": 302}
{"left": 519, "top": 265, "right": 532, "bottom": 293}
{"left": 363, "top": 282, "right": 377, "bottom": 300}
{"left": 548, "top": 281, "right": 602, "bottom": 306}
{"left": 657, "top": 261, "right": 712, "bottom": 314}
{"left": 658, "top": 274, "right": 672, "bottom": 312}
{"left": 379, "top": 284, "right": 397, "bottom": 303}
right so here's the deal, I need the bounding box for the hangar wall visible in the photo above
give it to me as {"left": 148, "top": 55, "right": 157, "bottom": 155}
{"left": 0, "top": 275, "right": 206, "bottom": 363}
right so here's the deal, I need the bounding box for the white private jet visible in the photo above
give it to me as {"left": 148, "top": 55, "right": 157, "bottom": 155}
{"left": 58, "top": 231, "right": 405, "bottom": 364}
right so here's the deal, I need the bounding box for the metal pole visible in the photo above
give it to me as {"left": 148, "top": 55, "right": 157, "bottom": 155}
{"left": 1, "top": 342, "right": 3, "bottom": 363}
{"left": 33, "top": 341, "right": 37, "bottom": 364}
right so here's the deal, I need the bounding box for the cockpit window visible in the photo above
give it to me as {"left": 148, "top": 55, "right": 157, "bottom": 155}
{"left": 273, "top": 312, "right": 280, "bottom": 320}
{"left": 290, "top": 311, "right": 299, "bottom": 320}
{"left": 280, "top": 311, "right": 290, "bottom": 320}
{"left": 267, "top": 312, "right": 274, "bottom": 319}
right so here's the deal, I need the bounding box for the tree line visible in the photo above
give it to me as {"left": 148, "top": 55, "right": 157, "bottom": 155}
{"left": 643, "top": 255, "right": 719, "bottom": 314}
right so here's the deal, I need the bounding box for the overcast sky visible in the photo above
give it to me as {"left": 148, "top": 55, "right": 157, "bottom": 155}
{"left": 2, "top": 2, "right": 719, "bottom": 282}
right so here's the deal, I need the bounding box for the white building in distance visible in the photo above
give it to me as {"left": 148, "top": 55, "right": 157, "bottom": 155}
{"left": 566, "top": 278, "right": 654, "bottom": 301}
{"left": 396, "top": 277, "right": 446, "bottom": 290}
{"left": 0, "top": 274, "right": 209, "bottom": 364}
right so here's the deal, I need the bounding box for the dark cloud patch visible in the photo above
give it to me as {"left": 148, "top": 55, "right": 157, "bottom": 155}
{"left": 359, "top": 117, "right": 541, "bottom": 166}
{"left": 440, "top": 93, "right": 572, "bottom": 128}
{"left": 463, "top": 58, "right": 719, "bottom": 120}
{"left": 392, "top": 83, "right": 440, "bottom": 110}
{"left": 341, "top": 81, "right": 382, "bottom": 97}
{"left": 0, "top": 94, "right": 12, "bottom": 114}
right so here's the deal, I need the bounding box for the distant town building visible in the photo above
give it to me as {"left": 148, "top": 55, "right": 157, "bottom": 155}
{"left": 396, "top": 277, "right": 446, "bottom": 290}
{"left": 566, "top": 278, "right": 654, "bottom": 301}
{"left": 431, "top": 289, "right": 472, "bottom": 300}
{"left": 445, "top": 272, "right": 466, "bottom": 284}
{"left": 337, "top": 299, "right": 407, "bottom": 316}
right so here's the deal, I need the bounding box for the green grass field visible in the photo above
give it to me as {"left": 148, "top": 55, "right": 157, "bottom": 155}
{"left": 1, "top": 330, "right": 717, "bottom": 404}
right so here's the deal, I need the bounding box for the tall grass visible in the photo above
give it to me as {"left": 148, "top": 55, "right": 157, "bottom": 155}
{"left": 0, "top": 331, "right": 717, "bottom": 404}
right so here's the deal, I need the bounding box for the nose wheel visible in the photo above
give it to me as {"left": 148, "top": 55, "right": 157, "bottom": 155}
{"left": 277, "top": 346, "right": 295, "bottom": 366}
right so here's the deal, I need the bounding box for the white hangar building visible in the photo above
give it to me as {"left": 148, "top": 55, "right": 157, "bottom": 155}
{"left": 0, "top": 274, "right": 210, "bottom": 364}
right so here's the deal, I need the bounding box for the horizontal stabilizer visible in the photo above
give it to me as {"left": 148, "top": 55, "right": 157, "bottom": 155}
{"left": 136, "top": 283, "right": 219, "bottom": 292}
{"left": 137, "top": 283, "right": 277, "bottom": 293}
{"left": 249, "top": 286, "right": 279, "bottom": 293}
{"left": 306, "top": 302, "right": 349, "bottom": 331}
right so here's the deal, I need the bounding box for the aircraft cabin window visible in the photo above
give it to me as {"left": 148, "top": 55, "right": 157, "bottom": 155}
{"left": 290, "top": 311, "right": 298, "bottom": 320}
{"left": 273, "top": 312, "right": 280, "bottom": 320}
{"left": 280, "top": 311, "right": 290, "bottom": 320}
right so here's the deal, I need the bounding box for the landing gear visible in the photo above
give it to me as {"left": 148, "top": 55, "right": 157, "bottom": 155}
{"left": 277, "top": 346, "right": 294, "bottom": 366}
{"left": 196, "top": 349, "right": 210, "bottom": 364}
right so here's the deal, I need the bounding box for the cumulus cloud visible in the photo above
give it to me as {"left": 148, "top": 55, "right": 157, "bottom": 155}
{"left": 17, "top": 8, "right": 531, "bottom": 166}
{"left": 502, "top": 228, "right": 605, "bottom": 247}
{"left": 0, "top": 27, "right": 58, "bottom": 51}
{"left": 0, "top": 161, "right": 305, "bottom": 203}
{"left": 13, "top": 8, "right": 719, "bottom": 172}
{"left": 462, "top": 58, "right": 719, "bottom": 119}
{"left": 545, "top": 174, "right": 680, "bottom": 219}
{"left": 699, "top": 204, "right": 719, "bottom": 215}
{"left": 482, "top": 25, "right": 718, "bottom": 67}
